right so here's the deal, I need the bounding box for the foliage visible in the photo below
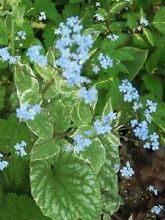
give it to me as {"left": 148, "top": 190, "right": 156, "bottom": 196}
{"left": 0, "top": 0, "right": 164, "bottom": 219}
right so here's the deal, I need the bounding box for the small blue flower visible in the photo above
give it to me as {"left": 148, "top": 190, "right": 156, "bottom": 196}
{"left": 73, "top": 134, "right": 92, "bottom": 153}
{"left": 0, "top": 47, "right": 18, "bottom": 64}
{"left": 150, "top": 132, "right": 159, "bottom": 151}
{"left": 26, "top": 45, "right": 47, "bottom": 67}
{"left": 14, "top": 141, "right": 27, "bottom": 157}
{"left": 16, "top": 31, "right": 26, "bottom": 40}
{"left": 132, "top": 120, "right": 149, "bottom": 141}
{"left": 79, "top": 86, "right": 97, "bottom": 104}
{"left": 151, "top": 205, "right": 163, "bottom": 215}
{"left": 98, "top": 53, "right": 113, "bottom": 69}
{"left": 92, "top": 65, "right": 100, "bottom": 74}
{"left": 39, "top": 11, "right": 46, "bottom": 21}
{"left": 148, "top": 185, "right": 158, "bottom": 196}
{"left": 94, "top": 14, "right": 105, "bottom": 21}
{"left": 120, "top": 161, "right": 134, "bottom": 179}
{"left": 0, "top": 153, "right": 8, "bottom": 171}
{"left": 140, "top": 16, "right": 149, "bottom": 27}
{"left": 119, "top": 79, "right": 139, "bottom": 102}
{"left": 55, "top": 17, "right": 93, "bottom": 87}
{"left": 132, "top": 101, "right": 143, "bottom": 112}
{"left": 93, "top": 112, "right": 117, "bottom": 135}
{"left": 107, "top": 34, "right": 119, "bottom": 42}
{"left": 16, "top": 102, "right": 41, "bottom": 121}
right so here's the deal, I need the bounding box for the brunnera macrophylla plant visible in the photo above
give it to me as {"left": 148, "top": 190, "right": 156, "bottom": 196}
{"left": 0, "top": 1, "right": 165, "bottom": 219}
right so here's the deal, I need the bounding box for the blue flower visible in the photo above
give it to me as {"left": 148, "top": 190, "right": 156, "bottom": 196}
{"left": 107, "top": 34, "right": 119, "bottom": 42}
{"left": 148, "top": 185, "right": 158, "bottom": 196}
{"left": 26, "top": 45, "right": 47, "bottom": 67}
{"left": 73, "top": 134, "right": 92, "bottom": 153}
{"left": 0, "top": 47, "right": 18, "bottom": 64}
{"left": 140, "top": 16, "right": 149, "bottom": 27}
{"left": 16, "top": 31, "right": 26, "bottom": 40}
{"left": 16, "top": 102, "right": 41, "bottom": 121}
{"left": 79, "top": 86, "right": 97, "bottom": 104}
{"left": 144, "top": 100, "right": 157, "bottom": 123}
{"left": 93, "top": 112, "right": 117, "bottom": 135}
{"left": 119, "top": 79, "right": 139, "bottom": 102}
{"left": 132, "top": 120, "right": 149, "bottom": 141}
{"left": 14, "top": 141, "right": 27, "bottom": 157}
{"left": 98, "top": 53, "right": 113, "bottom": 69}
{"left": 151, "top": 205, "right": 163, "bottom": 215}
{"left": 55, "top": 17, "right": 93, "bottom": 87}
{"left": 0, "top": 153, "right": 8, "bottom": 171}
{"left": 92, "top": 65, "right": 100, "bottom": 74}
{"left": 120, "top": 161, "right": 134, "bottom": 179}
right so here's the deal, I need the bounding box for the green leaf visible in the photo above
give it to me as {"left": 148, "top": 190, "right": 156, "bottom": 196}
{"left": 71, "top": 101, "right": 93, "bottom": 127}
{"left": 153, "top": 7, "right": 165, "bottom": 34}
{"left": 31, "top": 138, "right": 63, "bottom": 161}
{"left": 119, "top": 47, "right": 148, "bottom": 80}
{"left": 98, "top": 158, "right": 121, "bottom": 215}
{"left": 15, "top": 64, "right": 39, "bottom": 99}
{"left": 46, "top": 99, "right": 71, "bottom": 133}
{"left": 143, "top": 28, "right": 155, "bottom": 46}
{"left": 0, "top": 193, "right": 51, "bottom": 220}
{"left": 153, "top": 102, "right": 165, "bottom": 132}
{"left": 0, "top": 18, "right": 8, "bottom": 45}
{"left": 82, "top": 138, "right": 106, "bottom": 174}
{"left": 109, "top": 2, "right": 128, "bottom": 15}
{"left": 0, "top": 85, "right": 5, "bottom": 110}
{"left": 32, "top": 0, "right": 62, "bottom": 24}
{"left": 30, "top": 152, "right": 102, "bottom": 220}
{"left": 99, "top": 134, "right": 120, "bottom": 173}
{"left": 27, "top": 108, "right": 53, "bottom": 139}
{"left": 0, "top": 114, "right": 34, "bottom": 153}
{"left": 74, "top": 125, "right": 106, "bottom": 174}
{"left": 0, "top": 158, "right": 30, "bottom": 194}
{"left": 0, "top": 185, "right": 4, "bottom": 205}
{"left": 142, "top": 74, "right": 163, "bottom": 100}
{"left": 69, "top": 0, "right": 82, "bottom": 3}
{"left": 20, "top": 89, "right": 41, "bottom": 104}
{"left": 41, "top": 73, "right": 73, "bottom": 99}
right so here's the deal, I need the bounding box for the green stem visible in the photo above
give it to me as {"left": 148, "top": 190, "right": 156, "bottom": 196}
{"left": 11, "top": 16, "right": 15, "bottom": 56}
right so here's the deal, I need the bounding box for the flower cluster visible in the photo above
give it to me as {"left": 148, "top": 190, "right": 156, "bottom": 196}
{"left": 0, "top": 47, "right": 19, "bottom": 64}
{"left": 79, "top": 86, "right": 97, "bottom": 104}
{"left": 14, "top": 141, "right": 27, "bottom": 157}
{"left": 148, "top": 185, "right": 158, "bottom": 196}
{"left": 120, "top": 79, "right": 160, "bottom": 151}
{"left": 144, "top": 100, "right": 157, "bottom": 123}
{"left": 73, "top": 134, "right": 92, "bottom": 153}
{"left": 131, "top": 120, "right": 149, "bottom": 141}
{"left": 0, "top": 153, "right": 8, "bottom": 171}
{"left": 107, "top": 34, "right": 119, "bottom": 42}
{"left": 151, "top": 205, "right": 163, "bottom": 215}
{"left": 16, "top": 102, "right": 41, "bottom": 121}
{"left": 143, "top": 132, "right": 159, "bottom": 151}
{"left": 120, "top": 161, "right": 134, "bottom": 179}
{"left": 119, "top": 79, "right": 139, "bottom": 102}
{"left": 26, "top": 45, "right": 47, "bottom": 67}
{"left": 98, "top": 53, "right": 113, "bottom": 70}
{"left": 55, "top": 16, "right": 93, "bottom": 87}
{"left": 39, "top": 11, "right": 46, "bottom": 21}
{"left": 130, "top": 120, "right": 160, "bottom": 150}
{"left": 94, "top": 112, "right": 117, "bottom": 135}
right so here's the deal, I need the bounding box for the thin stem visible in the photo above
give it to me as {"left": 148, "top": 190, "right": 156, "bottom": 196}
{"left": 11, "top": 14, "right": 15, "bottom": 56}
